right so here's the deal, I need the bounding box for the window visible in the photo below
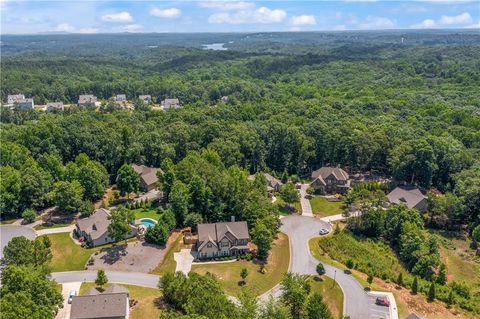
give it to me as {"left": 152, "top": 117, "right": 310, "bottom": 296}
{"left": 221, "top": 241, "right": 229, "bottom": 247}
{"left": 207, "top": 243, "right": 212, "bottom": 248}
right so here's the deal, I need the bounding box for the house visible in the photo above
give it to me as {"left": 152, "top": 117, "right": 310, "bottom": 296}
{"left": 138, "top": 95, "right": 151, "bottom": 104}
{"left": 197, "top": 221, "right": 250, "bottom": 259}
{"left": 131, "top": 164, "right": 162, "bottom": 192}
{"left": 75, "top": 208, "right": 137, "bottom": 247}
{"left": 46, "top": 102, "right": 64, "bottom": 112}
{"left": 7, "top": 94, "right": 25, "bottom": 105}
{"left": 161, "top": 98, "right": 180, "bottom": 110}
{"left": 387, "top": 187, "right": 428, "bottom": 213}
{"left": 70, "top": 284, "right": 129, "bottom": 319}
{"left": 264, "top": 173, "right": 283, "bottom": 192}
{"left": 78, "top": 95, "right": 97, "bottom": 107}
{"left": 310, "top": 166, "right": 351, "bottom": 195}
{"left": 16, "top": 98, "right": 34, "bottom": 110}
{"left": 115, "top": 94, "right": 127, "bottom": 105}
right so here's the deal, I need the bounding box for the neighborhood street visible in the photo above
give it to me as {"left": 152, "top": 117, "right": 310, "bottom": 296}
{"left": 51, "top": 271, "right": 160, "bottom": 288}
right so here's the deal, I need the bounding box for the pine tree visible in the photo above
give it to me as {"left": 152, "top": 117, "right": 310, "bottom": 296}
{"left": 427, "top": 282, "right": 436, "bottom": 302}
{"left": 95, "top": 269, "right": 108, "bottom": 288}
{"left": 447, "top": 290, "right": 454, "bottom": 308}
{"left": 397, "top": 273, "right": 403, "bottom": 287}
{"left": 436, "top": 264, "right": 447, "bottom": 285}
{"left": 412, "top": 276, "right": 418, "bottom": 294}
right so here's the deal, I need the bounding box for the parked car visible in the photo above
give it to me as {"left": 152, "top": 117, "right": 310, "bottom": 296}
{"left": 68, "top": 290, "right": 77, "bottom": 304}
{"left": 295, "top": 183, "right": 301, "bottom": 189}
{"left": 375, "top": 296, "right": 390, "bottom": 307}
{"left": 319, "top": 228, "right": 329, "bottom": 235}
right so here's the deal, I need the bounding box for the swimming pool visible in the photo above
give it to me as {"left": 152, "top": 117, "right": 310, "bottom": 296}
{"left": 140, "top": 218, "right": 157, "bottom": 228}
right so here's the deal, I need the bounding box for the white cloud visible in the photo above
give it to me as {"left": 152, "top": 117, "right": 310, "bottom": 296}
{"left": 199, "top": 1, "right": 255, "bottom": 11}
{"left": 101, "top": 11, "right": 133, "bottom": 23}
{"left": 464, "top": 21, "right": 480, "bottom": 29}
{"left": 208, "top": 6, "right": 286, "bottom": 24}
{"left": 290, "top": 15, "right": 317, "bottom": 26}
{"left": 122, "top": 24, "right": 142, "bottom": 32}
{"left": 333, "top": 25, "right": 347, "bottom": 31}
{"left": 358, "top": 16, "right": 396, "bottom": 29}
{"left": 149, "top": 8, "right": 181, "bottom": 18}
{"left": 412, "top": 12, "right": 473, "bottom": 28}
{"left": 55, "top": 23, "right": 75, "bottom": 32}
{"left": 438, "top": 12, "right": 473, "bottom": 25}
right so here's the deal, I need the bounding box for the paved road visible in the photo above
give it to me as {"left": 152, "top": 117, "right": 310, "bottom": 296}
{"left": 0, "top": 225, "right": 37, "bottom": 258}
{"left": 51, "top": 271, "right": 160, "bottom": 288}
{"left": 299, "top": 184, "right": 313, "bottom": 216}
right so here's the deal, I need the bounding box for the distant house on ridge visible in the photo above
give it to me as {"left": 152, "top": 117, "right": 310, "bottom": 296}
{"left": 46, "top": 102, "right": 64, "bottom": 112}
{"left": 131, "top": 164, "right": 162, "bottom": 192}
{"left": 78, "top": 94, "right": 97, "bottom": 107}
{"left": 138, "top": 95, "right": 152, "bottom": 104}
{"left": 161, "top": 98, "right": 180, "bottom": 110}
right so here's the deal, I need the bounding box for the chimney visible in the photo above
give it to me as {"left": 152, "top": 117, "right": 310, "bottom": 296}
{"left": 231, "top": 216, "right": 235, "bottom": 222}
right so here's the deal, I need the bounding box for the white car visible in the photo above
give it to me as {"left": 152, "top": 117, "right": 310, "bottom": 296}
{"left": 67, "top": 290, "right": 77, "bottom": 304}
{"left": 319, "top": 228, "right": 329, "bottom": 235}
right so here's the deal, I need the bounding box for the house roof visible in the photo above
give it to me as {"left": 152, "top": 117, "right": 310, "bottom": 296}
{"left": 139, "top": 95, "right": 151, "bottom": 100}
{"left": 7, "top": 94, "right": 25, "bottom": 103}
{"left": 162, "top": 98, "right": 180, "bottom": 108}
{"left": 387, "top": 187, "right": 426, "bottom": 209}
{"left": 78, "top": 95, "right": 97, "bottom": 104}
{"left": 311, "top": 166, "right": 349, "bottom": 182}
{"left": 264, "top": 173, "right": 283, "bottom": 189}
{"left": 76, "top": 208, "right": 111, "bottom": 240}
{"left": 115, "top": 94, "right": 127, "bottom": 102}
{"left": 46, "top": 102, "right": 64, "bottom": 109}
{"left": 70, "top": 291, "right": 128, "bottom": 319}
{"left": 197, "top": 221, "right": 249, "bottom": 251}
{"left": 131, "top": 164, "right": 162, "bottom": 187}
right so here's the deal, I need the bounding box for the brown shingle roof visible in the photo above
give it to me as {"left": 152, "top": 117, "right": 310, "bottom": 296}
{"left": 387, "top": 187, "right": 426, "bottom": 209}
{"left": 311, "top": 166, "right": 349, "bottom": 181}
{"left": 131, "top": 164, "right": 162, "bottom": 188}
{"left": 197, "top": 221, "right": 249, "bottom": 250}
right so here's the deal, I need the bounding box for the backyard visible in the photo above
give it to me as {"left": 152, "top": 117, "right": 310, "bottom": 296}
{"left": 151, "top": 233, "right": 184, "bottom": 274}
{"left": 79, "top": 283, "right": 162, "bottom": 319}
{"left": 309, "top": 196, "right": 344, "bottom": 217}
{"left": 130, "top": 207, "right": 161, "bottom": 221}
{"left": 190, "top": 232, "right": 290, "bottom": 296}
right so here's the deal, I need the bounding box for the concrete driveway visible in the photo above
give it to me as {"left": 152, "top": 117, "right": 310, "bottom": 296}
{"left": 174, "top": 249, "right": 195, "bottom": 275}
{"left": 55, "top": 282, "right": 82, "bottom": 319}
{"left": 0, "top": 225, "right": 37, "bottom": 258}
{"left": 36, "top": 225, "right": 75, "bottom": 236}
{"left": 299, "top": 184, "right": 313, "bottom": 216}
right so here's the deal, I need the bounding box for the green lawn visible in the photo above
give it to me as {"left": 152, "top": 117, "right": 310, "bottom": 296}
{"left": 309, "top": 196, "right": 344, "bottom": 217}
{"left": 191, "top": 232, "right": 290, "bottom": 297}
{"left": 151, "top": 234, "right": 184, "bottom": 274}
{"left": 310, "top": 276, "right": 344, "bottom": 319}
{"left": 0, "top": 218, "right": 17, "bottom": 225}
{"left": 34, "top": 223, "right": 71, "bottom": 230}
{"left": 41, "top": 233, "right": 100, "bottom": 272}
{"left": 131, "top": 208, "right": 161, "bottom": 221}
{"left": 79, "top": 283, "right": 162, "bottom": 319}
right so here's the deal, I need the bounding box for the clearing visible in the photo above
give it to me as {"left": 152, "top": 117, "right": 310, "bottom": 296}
{"left": 191, "top": 232, "right": 290, "bottom": 296}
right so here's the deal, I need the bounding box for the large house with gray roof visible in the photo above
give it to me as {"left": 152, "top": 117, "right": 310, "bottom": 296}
{"left": 46, "top": 102, "right": 64, "bottom": 112}
{"left": 78, "top": 94, "right": 97, "bottom": 107}
{"left": 310, "top": 166, "right": 351, "bottom": 195}
{"left": 387, "top": 187, "right": 427, "bottom": 213}
{"left": 138, "top": 95, "right": 151, "bottom": 104}
{"left": 196, "top": 221, "right": 250, "bottom": 259}
{"left": 75, "top": 208, "right": 138, "bottom": 247}
{"left": 131, "top": 164, "right": 162, "bottom": 192}
{"left": 70, "top": 284, "right": 129, "bottom": 319}
{"left": 161, "top": 98, "right": 180, "bottom": 110}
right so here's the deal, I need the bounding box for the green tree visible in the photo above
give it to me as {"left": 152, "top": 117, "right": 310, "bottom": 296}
{"left": 306, "top": 293, "right": 333, "bottom": 319}
{"left": 170, "top": 180, "right": 190, "bottom": 226}
{"left": 428, "top": 282, "right": 436, "bottom": 302}
{"left": 70, "top": 154, "right": 108, "bottom": 201}
{"left": 258, "top": 297, "right": 292, "bottom": 319}
{"left": 95, "top": 269, "right": 108, "bottom": 287}
{"left": 237, "top": 289, "right": 257, "bottom": 319}
{"left": 22, "top": 208, "right": 36, "bottom": 224}
{"left": 107, "top": 207, "right": 135, "bottom": 243}
{"left": 19, "top": 160, "right": 53, "bottom": 211}
{"left": 397, "top": 273, "right": 403, "bottom": 286}
{"left": 252, "top": 222, "right": 273, "bottom": 261}
{"left": 316, "top": 263, "right": 325, "bottom": 277}
{"left": 2, "top": 236, "right": 34, "bottom": 266}
{"left": 0, "top": 166, "right": 21, "bottom": 217}
{"left": 437, "top": 264, "right": 447, "bottom": 285}
{"left": 240, "top": 268, "right": 249, "bottom": 283}
{"left": 159, "top": 209, "right": 177, "bottom": 230}
{"left": 184, "top": 213, "right": 203, "bottom": 232}
{"left": 51, "top": 180, "right": 84, "bottom": 214}
{"left": 346, "top": 259, "right": 354, "bottom": 269}
{"left": 160, "top": 158, "right": 176, "bottom": 199}
{"left": 78, "top": 200, "right": 95, "bottom": 217}
{"left": 280, "top": 184, "right": 299, "bottom": 205}
{"left": 412, "top": 277, "right": 418, "bottom": 294}
{"left": 281, "top": 273, "right": 311, "bottom": 319}
{"left": 145, "top": 221, "right": 169, "bottom": 245}
{"left": 447, "top": 290, "right": 454, "bottom": 308}
{"left": 367, "top": 274, "right": 374, "bottom": 286}
{"left": 116, "top": 164, "right": 139, "bottom": 199}
{"left": 472, "top": 225, "right": 480, "bottom": 244}
{"left": 188, "top": 175, "right": 211, "bottom": 216}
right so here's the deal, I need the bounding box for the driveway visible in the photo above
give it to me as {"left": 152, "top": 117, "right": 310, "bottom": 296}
{"left": 36, "top": 225, "right": 75, "bottom": 236}
{"left": 174, "top": 249, "right": 195, "bottom": 275}
{"left": 134, "top": 190, "right": 161, "bottom": 203}
{"left": 299, "top": 184, "right": 313, "bottom": 216}
{"left": 55, "top": 282, "right": 82, "bottom": 319}
{"left": 0, "top": 225, "right": 37, "bottom": 258}
{"left": 51, "top": 271, "right": 160, "bottom": 288}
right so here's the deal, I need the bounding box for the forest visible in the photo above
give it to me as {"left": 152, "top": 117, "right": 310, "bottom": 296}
{"left": 0, "top": 31, "right": 479, "bottom": 317}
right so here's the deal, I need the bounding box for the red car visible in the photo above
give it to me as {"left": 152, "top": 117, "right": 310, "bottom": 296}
{"left": 375, "top": 297, "right": 390, "bottom": 307}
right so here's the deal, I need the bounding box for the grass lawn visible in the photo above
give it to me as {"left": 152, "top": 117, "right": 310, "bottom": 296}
{"left": 191, "top": 232, "right": 290, "bottom": 297}
{"left": 309, "top": 196, "right": 343, "bottom": 217}
{"left": 151, "top": 234, "right": 184, "bottom": 274}
{"left": 34, "top": 223, "right": 71, "bottom": 230}
{"left": 310, "top": 276, "right": 344, "bottom": 319}
{"left": 41, "top": 233, "right": 100, "bottom": 272}
{"left": 131, "top": 208, "right": 161, "bottom": 221}
{"left": 0, "top": 218, "right": 17, "bottom": 225}
{"left": 275, "top": 196, "right": 301, "bottom": 215}
{"left": 79, "top": 283, "right": 162, "bottom": 319}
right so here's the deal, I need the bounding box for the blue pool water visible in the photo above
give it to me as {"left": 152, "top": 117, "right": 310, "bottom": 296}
{"left": 140, "top": 218, "right": 156, "bottom": 228}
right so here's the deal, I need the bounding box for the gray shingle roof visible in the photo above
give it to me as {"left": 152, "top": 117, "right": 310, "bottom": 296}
{"left": 131, "top": 164, "right": 162, "bottom": 188}
{"left": 197, "top": 221, "right": 249, "bottom": 251}
{"left": 78, "top": 95, "right": 97, "bottom": 104}
{"left": 311, "top": 166, "right": 349, "bottom": 181}
{"left": 76, "top": 208, "right": 111, "bottom": 240}
{"left": 387, "top": 187, "right": 426, "bottom": 209}
{"left": 264, "top": 173, "right": 283, "bottom": 189}
{"left": 70, "top": 291, "right": 128, "bottom": 319}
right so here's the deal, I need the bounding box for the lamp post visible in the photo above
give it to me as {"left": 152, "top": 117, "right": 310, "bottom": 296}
{"left": 333, "top": 269, "right": 337, "bottom": 287}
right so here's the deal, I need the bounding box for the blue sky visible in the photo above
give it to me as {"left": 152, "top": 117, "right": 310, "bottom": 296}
{"left": 1, "top": 1, "right": 479, "bottom": 34}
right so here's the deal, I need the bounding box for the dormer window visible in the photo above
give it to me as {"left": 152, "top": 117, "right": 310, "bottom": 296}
{"left": 92, "top": 224, "right": 97, "bottom": 231}
{"left": 207, "top": 243, "right": 212, "bottom": 248}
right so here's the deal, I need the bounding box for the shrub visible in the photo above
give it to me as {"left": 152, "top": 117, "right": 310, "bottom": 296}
{"left": 22, "top": 209, "right": 36, "bottom": 224}
{"left": 145, "top": 221, "right": 169, "bottom": 245}
{"left": 316, "top": 263, "right": 326, "bottom": 276}
{"left": 451, "top": 281, "right": 470, "bottom": 299}
{"left": 346, "top": 259, "right": 354, "bottom": 269}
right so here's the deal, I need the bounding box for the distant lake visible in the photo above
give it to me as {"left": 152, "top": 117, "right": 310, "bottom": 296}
{"left": 202, "top": 43, "right": 227, "bottom": 51}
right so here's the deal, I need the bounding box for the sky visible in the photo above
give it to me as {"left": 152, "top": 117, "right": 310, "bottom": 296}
{"left": 1, "top": 0, "right": 479, "bottom": 34}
